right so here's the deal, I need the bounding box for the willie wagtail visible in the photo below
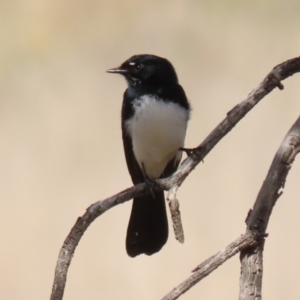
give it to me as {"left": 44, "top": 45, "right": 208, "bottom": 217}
{"left": 107, "top": 54, "right": 190, "bottom": 257}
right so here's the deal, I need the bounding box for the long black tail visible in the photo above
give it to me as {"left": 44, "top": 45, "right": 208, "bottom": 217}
{"left": 126, "top": 191, "right": 168, "bottom": 257}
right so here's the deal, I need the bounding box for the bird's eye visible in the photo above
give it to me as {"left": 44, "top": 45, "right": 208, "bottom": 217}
{"left": 135, "top": 64, "right": 143, "bottom": 72}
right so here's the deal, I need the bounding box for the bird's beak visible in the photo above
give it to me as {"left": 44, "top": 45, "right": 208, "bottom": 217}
{"left": 106, "top": 67, "right": 127, "bottom": 74}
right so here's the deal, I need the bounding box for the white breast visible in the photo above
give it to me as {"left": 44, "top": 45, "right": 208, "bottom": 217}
{"left": 125, "top": 95, "right": 189, "bottom": 179}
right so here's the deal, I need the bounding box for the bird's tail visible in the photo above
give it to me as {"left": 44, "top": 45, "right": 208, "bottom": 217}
{"left": 126, "top": 191, "right": 168, "bottom": 257}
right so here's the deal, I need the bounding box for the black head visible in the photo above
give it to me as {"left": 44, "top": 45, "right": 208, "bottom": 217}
{"left": 107, "top": 54, "right": 178, "bottom": 87}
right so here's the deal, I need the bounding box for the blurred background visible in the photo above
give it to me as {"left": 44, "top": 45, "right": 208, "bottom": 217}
{"left": 1, "top": 1, "right": 300, "bottom": 299}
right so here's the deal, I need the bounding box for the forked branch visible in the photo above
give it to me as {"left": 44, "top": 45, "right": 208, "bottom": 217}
{"left": 50, "top": 56, "right": 300, "bottom": 300}
{"left": 239, "top": 116, "right": 300, "bottom": 300}
{"left": 163, "top": 116, "right": 300, "bottom": 300}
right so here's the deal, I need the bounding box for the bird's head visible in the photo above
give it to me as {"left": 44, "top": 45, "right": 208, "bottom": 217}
{"left": 107, "top": 54, "right": 178, "bottom": 87}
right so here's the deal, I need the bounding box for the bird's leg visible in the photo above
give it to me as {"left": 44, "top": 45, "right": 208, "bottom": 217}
{"left": 141, "top": 163, "right": 157, "bottom": 199}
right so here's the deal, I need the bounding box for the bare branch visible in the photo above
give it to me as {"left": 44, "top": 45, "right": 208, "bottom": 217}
{"left": 239, "top": 116, "right": 300, "bottom": 300}
{"left": 50, "top": 56, "right": 300, "bottom": 300}
{"left": 239, "top": 239, "right": 265, "bottom": 300}
{"left": 161, "top": 232, "right": 257, "bottom": 300}
{"left": 50, "top": 184, "right": 146, "bottom": 300}
{"left": 167, "top": 187, "right": 184, "bottom": 243}
{"left": 160, "top": 57, "right": 300, "bottom": 195}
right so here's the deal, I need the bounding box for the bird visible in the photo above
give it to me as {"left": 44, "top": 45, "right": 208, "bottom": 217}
{"left": 107, "top": 54, "right": 190, "bottom": 257}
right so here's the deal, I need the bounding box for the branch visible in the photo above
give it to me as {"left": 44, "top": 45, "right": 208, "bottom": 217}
{"left": 239, "top": 116, "right": 300, "bottom": 300}
{"left": 162, "top": 85, "right": 300, "bottom": 300}
{"left": 50, "top": 56, "right": 300, "bottom": 300}
{"left": 161, "top": 232, "right": 257, "bottom": 300}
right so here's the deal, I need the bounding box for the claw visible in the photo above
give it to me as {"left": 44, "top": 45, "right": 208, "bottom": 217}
{"left": 141, "top": 163, "right": 157, "bottom": 198}
{"left": 179, "top": 147, "right": 194, "bottom": 157}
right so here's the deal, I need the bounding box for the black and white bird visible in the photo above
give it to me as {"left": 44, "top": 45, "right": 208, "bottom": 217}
{"left": 107, "top": 54, "right": 190, "bottom": 257}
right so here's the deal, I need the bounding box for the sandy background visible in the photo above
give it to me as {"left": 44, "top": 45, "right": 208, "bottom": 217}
{"left": 1, "top": 1, "right": 300, "bottom": 299}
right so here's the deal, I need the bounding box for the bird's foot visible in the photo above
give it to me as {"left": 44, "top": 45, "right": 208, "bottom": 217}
{"left": 145, "top": 177, "right": 158, "bottom": 199}
{"left": 141, "top": 163, "right": 158, "bottom": 199}
{"left": 180, "top": 147, "right": 204, "bottom": 163}
{"left": 180, "top": 147, "right": 194, "bottom": 157}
